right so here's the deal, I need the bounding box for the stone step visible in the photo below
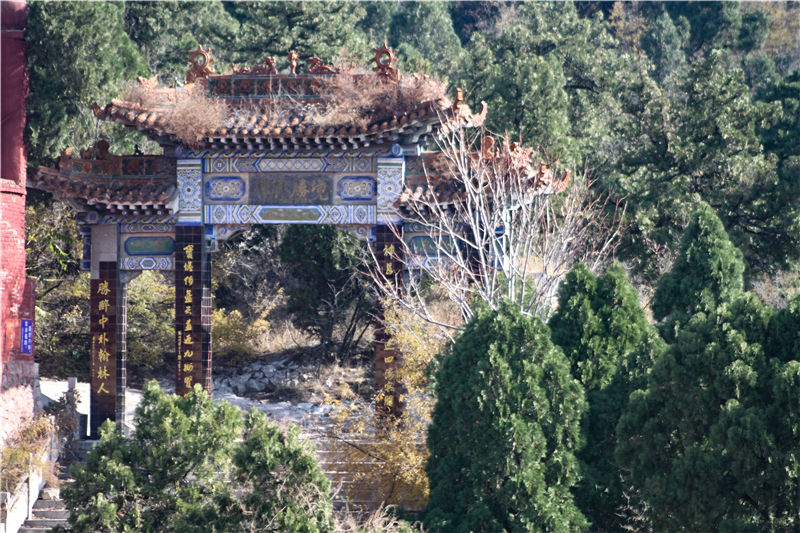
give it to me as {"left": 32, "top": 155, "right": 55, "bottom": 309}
{"left": 19, "top": 527, "right": 53, "bottom": 533}
{"left": 32, "top": 508, "right": 70, "bottom": 519}
{"left": 39, "top": 486, "right": 61, "bottom": 500}
{"left": 33, "top": 498, "right": 65, "bottom": 509}
{"left": 20, "top": 518, "right": 67, "bottom": 528}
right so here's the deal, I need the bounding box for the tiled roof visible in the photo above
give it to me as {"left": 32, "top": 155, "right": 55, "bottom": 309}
{"left": 92, "top": 47, "right": 486, "bottom": 151}
{"left": 401, "top": 150, "right": 570, "bottom": 206}
{"left": 30, "top": 142, "right": 177, "bottom": 215}
{"left": 93, "top": 93, "right": 459, "bottom": 151}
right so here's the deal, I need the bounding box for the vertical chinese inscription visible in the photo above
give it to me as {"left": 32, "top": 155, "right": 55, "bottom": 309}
{"left": 373, "top": 225, "right": 404, "bottom": 416}
{"left": 375, "top": 225, "right": 403, "bottom": 291}
{"left": 90, "top": 262, "right": 118, "bottom": 437}
{"left": 175, "top": 226, "right": 211, "bottom": 395}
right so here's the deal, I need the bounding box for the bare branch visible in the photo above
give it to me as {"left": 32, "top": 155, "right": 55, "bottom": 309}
{"left": 366, "top": 121, "right": 621, "bottom": 330}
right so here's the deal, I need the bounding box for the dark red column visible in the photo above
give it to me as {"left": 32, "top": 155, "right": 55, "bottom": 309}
{"left": 175, "top": 226, "right": 212, "bottom": 396}
{"left": 90, "top": 262, "right": 122, "bottom": 437}
{"left": 374, "top": 225, "right": 404, "bottom": 416}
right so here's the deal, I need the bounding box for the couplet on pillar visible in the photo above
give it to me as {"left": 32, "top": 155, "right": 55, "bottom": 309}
{"left": 89, "top": 261, "right": 126, "bottom": 437}
{"left": 175, "top": 225, "right": 212, "bottom": 396}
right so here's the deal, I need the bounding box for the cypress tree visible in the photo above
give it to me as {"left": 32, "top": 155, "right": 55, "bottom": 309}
{"left": 618, "top": 218, "right": 800, "bottom": 530}
{"left": 550, "top": 263, "right": 657, "bottom": 531}
{"left": 425, "top": 301, "right": 587, "bottom": 533}
{"left": 614, "top": 292, "right": 800, "bottom": 530}
{"left": 652, "top": 202, "right": 745, "bottom": 336}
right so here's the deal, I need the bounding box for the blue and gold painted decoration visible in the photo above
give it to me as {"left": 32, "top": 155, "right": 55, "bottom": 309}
{"left": 336, "top": 176, "right": 377, "bottom": 202}
{"left": 205, "top": 204, "right": 375, "bottom": 225}
{"left": 124, "top": 236, "right": 175, "bottom": 256}
{"left": 206, "top": 176, "right": 247, "bottom": 202}
{"left": 120, "top": 223, "right": 175, "bottom": 234}
{"left": 177, "top": 159, "right": 203, "bottom": 225}
{"left": 121, "top": 256, "right": 174, "bottom": 271}
{"left": 203, "top": 156, "right": 375, "bottom": 173}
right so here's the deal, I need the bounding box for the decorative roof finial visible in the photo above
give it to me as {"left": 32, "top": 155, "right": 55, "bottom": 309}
{"left": 186, "top": 45, "right": 214, "bottom": 83}
{"left": 308, "top": 57, "right": 338, "bottom": 75}
{"left": 288, "top": 50, "right": 300, "bottom": 75}
{"left": 263, "top": 57, "right": 278, "bottom": 75}
{"left": 371, "top": 43, "right": 399, "bottom": 83}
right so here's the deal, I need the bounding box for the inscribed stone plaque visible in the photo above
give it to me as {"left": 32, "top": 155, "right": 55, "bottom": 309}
{"left": 249, "top": 173, "right": 332, "bottom": 205}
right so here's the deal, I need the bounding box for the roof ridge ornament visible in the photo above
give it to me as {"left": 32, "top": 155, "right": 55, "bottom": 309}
{"left": 231, "top": 56, "right": 278, "bottom": 76}
{"left": 186, "top": 45, "right": 214, "bottom": 83}
{"left": 308, "top": 56, "right": 338, "bottom": 75}
{"left": 288, "top": 50, "right": 300, "bottom": 75}
{"left": 371, "top": 44, "right": 399, "bottom": 83}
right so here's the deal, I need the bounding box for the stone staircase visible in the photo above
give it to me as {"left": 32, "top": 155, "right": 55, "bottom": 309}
{"left": 18, "top": 440, "right": 96, "bottom": 533}
{"left": 307, "top": 432, "right": 386, "bottom": 512}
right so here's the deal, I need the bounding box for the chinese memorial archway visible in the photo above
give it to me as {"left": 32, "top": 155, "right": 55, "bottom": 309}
{"left": 29, "top": 46, "right": 570, "bottom": 435}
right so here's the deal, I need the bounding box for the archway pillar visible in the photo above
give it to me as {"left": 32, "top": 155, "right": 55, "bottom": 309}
{"left": 373, "top": 224, "right": 404, "bottom": 416}
{"left": 89, "top": 258, "right": 126, "bottom": 437}
{"left": 174, "top": 225, "right": 212, "bottom": 396}
{"left": 174, "top": 158, "right": 212, "bottom": 396}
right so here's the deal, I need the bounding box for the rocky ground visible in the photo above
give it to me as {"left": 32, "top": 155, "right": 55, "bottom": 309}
{"left": 39, "top": 351, "right": 372, "bottom": 434}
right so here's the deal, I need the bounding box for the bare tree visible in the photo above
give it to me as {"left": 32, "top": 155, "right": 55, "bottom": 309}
{"left": 370, "top": 122, "right": 622, "bottom": 332}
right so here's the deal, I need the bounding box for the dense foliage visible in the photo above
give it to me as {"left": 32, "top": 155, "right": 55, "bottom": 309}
{"left": 617, "top": 291, "right": 800, "bottom": 531}
{"left": 26, "top": 1, "right": 800, "bottom": 375}
{"left": 549, "top": 263, "right": 656, "bottom": 531}
{"left": 426, "top": 301, "right": 587, "bottom": 532}
{"left": 19, "top": 3, "right": 800, "bottom": 529}
{"left": 63, "top": 382, "right": 333, "bottom": 532}
{"left": 652, "top": 203, "right": 746, "bottom": 336}
{"left": 616, "top": 204, "right": 800, "bottom": 531}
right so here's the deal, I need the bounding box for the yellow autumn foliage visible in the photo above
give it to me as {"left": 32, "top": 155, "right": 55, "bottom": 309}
{"left": 211, "top": 304, "right": 274, "bottom": 364}
{"left": 325, "top": 301, "right": 450, "bottom": 512}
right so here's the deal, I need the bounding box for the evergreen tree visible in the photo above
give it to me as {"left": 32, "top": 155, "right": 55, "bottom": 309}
{"left": 663, "top": 2, "right": 768, "bottom": 56}
{"left": 425, "top": 301, "right": 587, "bottom": 533}
{"left": 757, "top": 70, "right": 800, "bottom": 208}
{"left": 652, "top": 203, "right": 745, "bottom": 333}
{"left": 123, "top": 1, "right": 240, "bottom": 81}
{"left": 612, "top": 49, "right": 794, "bottom": 274}
{"left": 278, "top": 225, "right": 373, "bottom": 359}
{"left": 63, "top": 382, "right": 333, "bottom": 532}
{"left": 224, "top": 2, "right": 369, "bottom": 68}
{"left": 26, "top": 1, "right": 148, "bottom": 166}
{"left": 616, "top": 291, "right": 800, "bottom": 531}
{"left": 388, "top": 2, "right": 464, "bottom": 78}
{"left": 640, "top": 10, "right": 689, "bottom": 85}
{"left": 549, "top": 263, "right": 655, "bottom": 531}
{"left": 457, "top": 2, "right": 636, "bottom": 169}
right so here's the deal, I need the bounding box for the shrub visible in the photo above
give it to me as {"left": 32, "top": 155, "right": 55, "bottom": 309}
{"left": 549, "top": 262, "right": 656, "bottom": 530}
{"left": 652, "top": 202, "right": 745, "bottom": 330}
{"left": 616, "top": 292, "right": 800, "bottom": 531}
{"left": 126, "top": 270, "right": 174, "bottom": 371}
{"left": 0, "top": 415, "right": 55, "bottom": 492}
{"left": 63, "top": 381, "right": 333, "bottom": 532}
{"left": 212, "top": 306, "right": 273, "bottom": 365}
{"left": 425, "top": 301, "right": 587, "bottom": 532}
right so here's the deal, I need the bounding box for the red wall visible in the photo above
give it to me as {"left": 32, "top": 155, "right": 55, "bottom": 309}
{"left": 1, "top": 0, "right": 36, "bottom": 445}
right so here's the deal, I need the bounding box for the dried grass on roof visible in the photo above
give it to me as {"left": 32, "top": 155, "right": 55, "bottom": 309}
{"left": 118, "top": 57, "right": 448, "bottom": 144}
{"left": 165, "top": 84, "right": 228, "bottom": 146}
{"left": 307, "top": 69, "right": 448, "bottom": 129}
{"left": 123, "top": 79, "right": 228, "bottom": 146}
